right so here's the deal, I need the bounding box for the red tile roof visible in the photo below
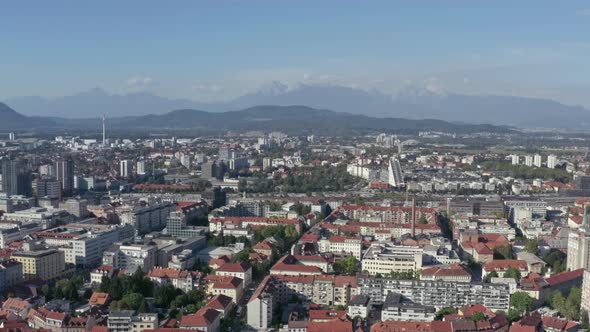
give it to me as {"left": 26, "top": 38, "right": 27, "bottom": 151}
{"left": 88, "top": 292, "right": 110, "bottom": 306}
{"left": 308, "top": 310, "right": 347, "bottom": 321}
{"left": 483, "top": 259, "right": 528, "bottom": 272}
{"left": 180, "top": 308, "right": 220, "bottom": 327}
{"left": 147, "top": 267, "right": 189, "bottom": 279}
{"left": 205, "top": 294, "right": 233, "bottom": 311}
{"left": 217, "top": 261, "right": 251, "bottom": 273}
{"left": 545, "top": 268, "right": 584, "bottom": 286}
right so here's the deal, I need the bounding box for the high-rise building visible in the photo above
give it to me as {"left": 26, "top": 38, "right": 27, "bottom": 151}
{"left": 1, "top": 158, "right": 32, "bottom": 196}
{"left": 511, "top": 155, "right": 519, "bottom": 165}
{"left": 55, "top": 159, "right": 74, "bottom": 196}
{"left": 533, "top": 154, "right": 542, "bottom": 167}
{"left": 136, "top": 160, "right": 152, "bottom": 175}
{"left": 120, "top": 160, "right": 132, "bottom": 178}
{"left": 567, "top": 208, "right": 590, "bottom": 271}
{"left": 576, "top": 176, "right": 590, "bottom": 190}
{"left": 218, "top": 146, "right": 232, "bottom": 161}
{"left": 524, "top": 155, "right": 533, "bottom": 167}
{"left": 180, "top": 155, "right": 192, "bottom": 169}
{"left": 387, "top": 157, "right": 405, "bottom": 188}
{"left": 8, "top": 133, "right": 15, "bottom": 141}
{"left": 262, "top": 157, "right": 272, "bottom": 170}
{"left": 35, "top": 178, "right": 62, "bottom": 199}
{"left": 201, "top": 161, "right": 216, "bottom": 179}
{"left": 547, "top": 155, "right": 558, "bottom": 169}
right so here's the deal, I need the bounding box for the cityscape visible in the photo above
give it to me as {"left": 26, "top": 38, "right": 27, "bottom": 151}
{"left": 2, "top": 1, "right": 590, "bottom": 332}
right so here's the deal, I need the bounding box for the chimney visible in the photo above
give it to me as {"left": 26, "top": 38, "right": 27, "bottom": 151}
{"left": 411, "top": 197, "right": 416, "bottom": 238}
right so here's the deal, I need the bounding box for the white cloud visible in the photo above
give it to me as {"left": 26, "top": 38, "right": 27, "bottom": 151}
{"left": 126, "top": 76, "right": 153, "bottom": 87}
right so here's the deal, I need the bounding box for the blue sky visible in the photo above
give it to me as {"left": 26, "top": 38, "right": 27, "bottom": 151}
{"left": 1, "top": 1, "right": 589, "bottom": 106}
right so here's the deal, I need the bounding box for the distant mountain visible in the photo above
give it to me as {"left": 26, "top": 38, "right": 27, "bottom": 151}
{"left": 4, "top": 88, "right": 219, "bottom": 118}
{"left": 0, "top": 102, "right": 46, "bottom": 129}
{"left": 0, "top": 104, "right": 511, "bottom": 134}
{"left": 231, "top": 83, "right": 590, "bottom": 128}
{"left": 4, "top": 84, "right": 590, "bottom": 128}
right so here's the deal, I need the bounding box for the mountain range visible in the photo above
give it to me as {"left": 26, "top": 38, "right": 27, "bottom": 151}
{"left": 3, "top": 83, "right": 590, "bottom": 128}
{"left": 0, "top": 103, "right": 510, "bottom": 135}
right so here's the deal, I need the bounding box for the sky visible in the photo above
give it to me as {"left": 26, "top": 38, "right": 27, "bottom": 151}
{"left": 1, "top": 1, "right": 590, "bottom": 106}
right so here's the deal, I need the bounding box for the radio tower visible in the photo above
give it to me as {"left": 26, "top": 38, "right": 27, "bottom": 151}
{"left": 102, "top": 113, "right": 106, "bottom": 146}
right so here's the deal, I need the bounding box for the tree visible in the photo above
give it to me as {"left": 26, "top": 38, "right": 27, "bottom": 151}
{"left": 154, "top": 284, "right": 181, "bottom": 308}
{"left": 510, "top": 292, "right": 534, "bottom": 315}
{"left": 581, "top": 310, "right": 589, "bottom": 330}
{"left": 543, "top": 249, "right": 566, "bottom": 274}
{"left": 333, "top": 256, "right": 359, "bottom": 275}
{"left": 507, "top": 309, "right": 522, "bottom": 322}
{"left": 472, "top": 312, "right": 486, "bottom": 321}
{"left": 524, "top": 239, "right": 539, "bottom": 255}
{"left": 435, "top": 307, "right": 457, "bottom": 320}
{"left": 503, "top": 267, "right": 522, "bottom": 282}
{"left": 121, "top": 293, "right": 147, "bottom": 311}
{"left": 494, "top": 244, "right": 513, "bottom": 259}
{"left": 484, "top": 271, "right": 499, "bottom": 283}
{"left": 419, "top": 215, "right": 428, "bottom": 224}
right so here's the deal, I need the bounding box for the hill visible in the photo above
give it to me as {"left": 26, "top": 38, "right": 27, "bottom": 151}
{"left": 0, "top": 104, "right": 511, "bottom": 134}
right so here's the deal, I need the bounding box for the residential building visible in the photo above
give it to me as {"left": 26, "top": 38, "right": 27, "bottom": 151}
{"left": 381, "top": 292, "right": 436, "bottom": 322}
{"left": 120, "top": 160, "right": 132, "bottom": 178}
{"left": 482, "top": 260, "right": 529, "bottom": 279}
{"left": 420, "top": 264, "right": 472, "bottom": 282}
{"left": 180, "top": 308, "right": 220, "bottom": 332}
{"left": 319, "top": 235, "right": 362, "bottom": 260}
{"left": 567, "top": 221, "right": 590, "bottom": 271}
{"left": 216, "top": 261, "right": 252, "bottom": 287}
{"left": 547, "top": 154, "right": 558, "bottom": 169}
{"left": 348, "top": 295, "right": 370, "bottom": 319}
{"left": 107, "top": 311, "right": 159, "bottom": 332}
{"left": 358, "top": 277, "right": 510, "bottom": 311}
{"left": 534, "top": 154, "right": 542, "bottom": 167}
{"left": 147, "top": 267, "right": 201, "bottom": 293}
{"left": 247, "top": 275, "right": 274, "bottom": 330}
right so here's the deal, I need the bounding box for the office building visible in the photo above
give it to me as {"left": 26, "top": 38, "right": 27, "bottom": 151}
{"left": 165, "top": 211, "right": 207, "bottom": 238}
{"left": 12, "top": 248, "right": 65, "bottom": 281}
{"left": 0, "top": 260, "right": 23, "bottom": 291}
{"left": 63, "top": 198, "right": 89, "bottom": 218}
{"left": 361, "top": 243, "right": 423, "bottom": 275}
{"left": 34, "top": 178, "right": 62, "bottom": 199}
{"left": 103, "top": 243, "right": 158, "bottom": 272}
{"left": 1, "top": 158, "right": 32, "bottom": 197}
{"left": 36, "top": 223, "right": 134, "bottom": 267}
{"left": 120, "top": 160, "right": 132, "bottom": 178}
{"left": 55, "top": 159, "right": 74, "bottom": 196}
